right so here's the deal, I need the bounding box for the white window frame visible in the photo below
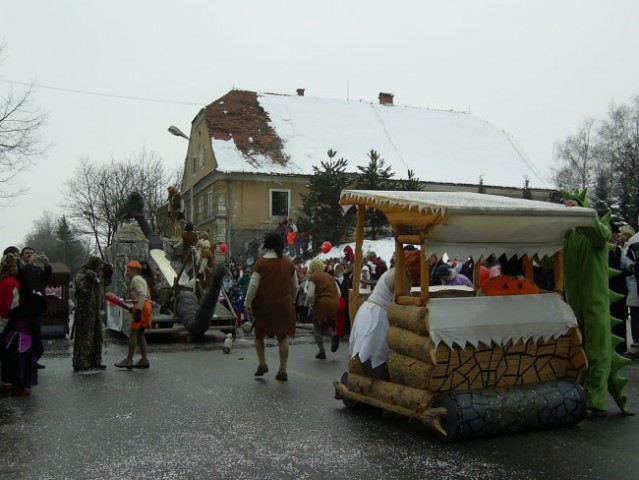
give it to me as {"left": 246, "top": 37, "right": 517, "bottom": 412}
{"left": 269, "top": 189, "right": 290, "bottom": 218}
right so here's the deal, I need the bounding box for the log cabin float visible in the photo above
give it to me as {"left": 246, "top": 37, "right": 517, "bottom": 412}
{"left": 334, "top": 190, "right": 594, "bottom": 440}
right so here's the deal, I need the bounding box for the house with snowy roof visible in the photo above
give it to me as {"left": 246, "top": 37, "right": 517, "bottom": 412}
{"left": 177, "top": 89, "right": 555, "bottom": 259}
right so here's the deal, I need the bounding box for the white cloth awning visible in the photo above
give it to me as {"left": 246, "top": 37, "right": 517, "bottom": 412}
{"left": 427, "top": 293, "right": 577, "bottom": 349}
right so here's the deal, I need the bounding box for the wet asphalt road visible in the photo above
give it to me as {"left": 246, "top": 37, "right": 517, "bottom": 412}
{"left": 1, "top": 327, "right": 638, "bottom": 480}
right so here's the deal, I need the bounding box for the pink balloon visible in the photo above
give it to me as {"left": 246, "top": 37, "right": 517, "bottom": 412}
{"left": 220, "top": 243, "right": 228, "bottom": 253}
{"left": 321, "top": 241, "right": 332, "bottom": 254}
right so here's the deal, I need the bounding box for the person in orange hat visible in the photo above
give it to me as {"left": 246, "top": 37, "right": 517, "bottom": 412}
{"left": 115, "top": 260, "right": 152, "bottom": 369}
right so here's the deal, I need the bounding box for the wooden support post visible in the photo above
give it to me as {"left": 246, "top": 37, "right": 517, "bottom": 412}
{"left": 420, "top": 236, "right": 429, "bottom": 303}
{"left": 553, "top": 250, "right": 564, "bottom": 296}
{"left": 524, "top": 254, "right": 534, "bottom": 282}
{"left": 350, "top": 205, "right": 366, "bottom": 324}
{"left": 473, "top": 257, "right": 482, "bottom": 290}
{"left": 394, "top": 238, "right": 405, "bottom": 300}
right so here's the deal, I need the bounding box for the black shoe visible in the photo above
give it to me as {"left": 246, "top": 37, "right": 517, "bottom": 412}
{"left": 93, "top": 364, "right": 107, "bottom": 370}
{"left": 275, "top": 372, "right": 288, "bottom": 382}
{"left": 254, "top": 364, "right": 269, "bottom": 376}
{"left": 114, "top": 359, "right": 133, "bottom": 369}
{"left": 585, "top": 408, "right": 608, "bottom": 419}
{"left": 315, "top": 351, "right": 326, "bottom": 360}
{"left": 331, "top": 335, "right": 340, "bottom": 353}
{"left": 132, "top": 359, "right": 150, "bottom": 369}
{"left": 35, "top": 363, "right": 46, "bottom": 369}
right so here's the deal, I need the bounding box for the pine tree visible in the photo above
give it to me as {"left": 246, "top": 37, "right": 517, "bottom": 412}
{"left": 478, "top": 175, "right": 487, "bottom": 194}
{"left": 523, "top": 177, "right": 533, "bottom": 199}
{"left": 56, "top": 215, "right": 88, "bottom": 274}
{"left": 397, "top": 169, "right": 423, "bottom": 192}
{"left": 355, "top": 150, "right": 395, "bottom": 239}
{"left": 300, "top": 150, "right": 354, "bottom": 245}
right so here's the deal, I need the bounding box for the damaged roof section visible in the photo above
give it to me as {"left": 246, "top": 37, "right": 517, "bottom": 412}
{"left": 203, "top": 90, "right": 289, "bottom": 168}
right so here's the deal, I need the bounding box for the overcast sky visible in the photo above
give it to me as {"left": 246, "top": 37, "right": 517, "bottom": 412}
{"left": 1, "top": 0, "right": 638, "bottom": 254}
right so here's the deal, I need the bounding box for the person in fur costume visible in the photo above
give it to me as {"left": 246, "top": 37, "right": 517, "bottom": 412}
{"left": 167, "top": 186, "right": 185, "bottom": 239}
{"left": 562, "top": 188, "right": 632, "bottom": 417}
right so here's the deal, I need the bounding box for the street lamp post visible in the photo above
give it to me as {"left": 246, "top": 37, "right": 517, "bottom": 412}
{"left": 168, "top": 125, "right": 193, "bottom": 223}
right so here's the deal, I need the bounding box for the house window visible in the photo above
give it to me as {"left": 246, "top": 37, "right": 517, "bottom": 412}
{"left": 199, "top": 147, "right": 206, "bottom": 168}
{"left": 197, "top": 196, "right": 204, "bottom": 223}
{"left": 192, "top": 156, "right": 197, "bottom": 174}
{"left": 207, "top": 190, "right": 213, "bottom": 218}
{"left": 270, "top": 189, "right": 289, "bottom": 217}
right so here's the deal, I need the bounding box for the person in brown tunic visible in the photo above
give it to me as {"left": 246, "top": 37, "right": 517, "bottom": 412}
{"left": 305, "top": 258, "right": 340, "bottom": 359}
{"left": 243, "top": 232, "right": 299, "bottom": 381}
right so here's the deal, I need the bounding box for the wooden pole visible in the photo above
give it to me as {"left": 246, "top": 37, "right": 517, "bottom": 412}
{"left": 553, "top": 251, "right": 564, "bottom": 296}
{"left": 394, "top": 238, "right": 405, "bottom": 300}
{"left": 349, "top": 205, "right": 366, "bottom": 324}
{"left": 420, "top": 233, "right": 429, "bottom": 303}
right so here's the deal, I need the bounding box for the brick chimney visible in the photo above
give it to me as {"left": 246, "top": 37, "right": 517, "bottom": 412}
{"left": 296, "top": 88, "right": 305, "bottom": 96}
{"left": 378, "top": 92, "right": 394, "bottom": 105}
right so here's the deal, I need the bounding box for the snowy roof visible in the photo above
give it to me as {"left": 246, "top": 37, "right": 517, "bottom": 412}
{"left": 207, "top": 90, "right": 548, "bottom": 189}
{"left": 339, "top": 190, "right": 596, "bottom": 260}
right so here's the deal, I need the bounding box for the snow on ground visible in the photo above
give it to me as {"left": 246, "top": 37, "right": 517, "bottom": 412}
{"left": 314, "top": 237, "right": 396, "bottom": 265}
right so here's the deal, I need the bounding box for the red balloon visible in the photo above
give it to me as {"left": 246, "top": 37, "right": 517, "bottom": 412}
{"left": 220, "top": 243, "right": 228, "bottom": 253}
{"left": 321, "top": 241, "right": 332, "bottom": 254}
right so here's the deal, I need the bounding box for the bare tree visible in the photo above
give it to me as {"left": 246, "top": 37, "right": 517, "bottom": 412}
{"left": 553, "top": 119, "right": 598, "bottom": 191}
{"left": 0, "top": 49, "right": 46, "bottom": 200}
{"left": 63, "top": 150, "right": 178, "bottom": 257}
{"left": 597, "top": 97, "right": 639, "bottom": 226}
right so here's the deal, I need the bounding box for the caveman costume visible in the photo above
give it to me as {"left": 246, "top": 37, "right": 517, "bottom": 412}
{"left": 562, "top": 188, "right": 632, "bottom": 415}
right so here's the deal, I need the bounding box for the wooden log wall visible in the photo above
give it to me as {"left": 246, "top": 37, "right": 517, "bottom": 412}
{"left": 385, "top": 302, "right": 586, "bottom": 393}
{"left": 429, "top": 334, "right": 574, "bottom": 392}
{"left": 563, "top": 327, "right": 588, "bottom": 382}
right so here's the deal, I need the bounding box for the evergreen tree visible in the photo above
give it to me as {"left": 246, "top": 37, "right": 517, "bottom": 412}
{"left": 355, "top": 150, "right": 395, "bottom": 239}
{"left": 397, "top": 169, "right": 423, "bottom": 191}
{"left": 523, "top": 177, "right": 533, "bottom": 199}
{"left": 478, "top": 176, "right": 487, "bottom": 194}
{"left": 56, "top": 215, "right": 88, "bottom": 275}
{"left": 300, "top": 150, "right": 354, "bottom": 245}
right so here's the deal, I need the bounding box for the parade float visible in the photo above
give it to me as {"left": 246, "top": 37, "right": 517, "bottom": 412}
{"left": 334, "top": 190, "right": 595, "bottom": 440}
{"left": 104, "top": 192, "right": 235, "bottom": 337}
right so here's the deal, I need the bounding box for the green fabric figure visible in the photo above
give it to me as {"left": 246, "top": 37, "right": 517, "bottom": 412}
{"left": 562, "top": 188, "right": 632, "bottom": 415}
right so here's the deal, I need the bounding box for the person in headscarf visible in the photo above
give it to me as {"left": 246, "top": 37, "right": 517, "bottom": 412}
{"left": 72, "top": 256, "right": 105, "bottom": 372}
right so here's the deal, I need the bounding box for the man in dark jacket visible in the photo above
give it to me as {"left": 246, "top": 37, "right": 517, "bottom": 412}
{"left": 19, "top": 246, "right": 52, "bottom": 369}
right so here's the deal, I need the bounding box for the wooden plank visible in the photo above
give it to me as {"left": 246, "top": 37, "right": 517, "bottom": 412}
{"left": 397, "top": 295, "right": 423, "bottom": 306}
{"left": 396, "top": 234, "right": 423, "bottom": 245}
{"left": 333, "top": 380, "right": 448, "bottom": 436}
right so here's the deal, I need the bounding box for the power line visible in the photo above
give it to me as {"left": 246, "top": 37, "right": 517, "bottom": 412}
{"left": 0, "top": 78, "right": 203, "bottom": 106}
